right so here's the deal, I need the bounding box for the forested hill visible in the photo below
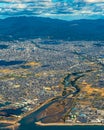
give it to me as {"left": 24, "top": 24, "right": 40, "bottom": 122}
{"left": 0, "top": 16, "right": 104, "bottom": 41}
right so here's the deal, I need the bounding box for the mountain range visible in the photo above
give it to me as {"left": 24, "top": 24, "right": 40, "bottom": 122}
{"left": 0, "top": 16, "right": 104, "bottom": 41}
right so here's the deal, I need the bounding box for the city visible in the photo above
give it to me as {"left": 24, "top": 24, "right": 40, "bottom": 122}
{"left": 0, "top": 39, "right": 104, "bottom": 129}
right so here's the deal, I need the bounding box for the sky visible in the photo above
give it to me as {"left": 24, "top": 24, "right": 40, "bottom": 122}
{"left": 0, "top": 0, "right": 104, "bottom": 20}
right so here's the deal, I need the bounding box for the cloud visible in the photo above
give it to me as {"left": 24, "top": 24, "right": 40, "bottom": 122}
{"left": 0, "top": 0, "right": 104, "bottom": 20}
{"left": 84, "top": 0, "right": 104, "bottom": 2}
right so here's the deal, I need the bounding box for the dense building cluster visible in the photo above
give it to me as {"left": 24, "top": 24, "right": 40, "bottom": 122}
{"left": 0, "top": 39, "right": 104, "bottom": 124}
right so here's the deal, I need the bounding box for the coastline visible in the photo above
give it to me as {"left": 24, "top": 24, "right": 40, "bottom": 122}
{"left": 35, "top": 121, "right": 104, "bottom": 126}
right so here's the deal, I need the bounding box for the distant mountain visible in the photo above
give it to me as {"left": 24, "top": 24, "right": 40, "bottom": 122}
{"left": 0, "top": 16, "right": 104, "bottom": 41}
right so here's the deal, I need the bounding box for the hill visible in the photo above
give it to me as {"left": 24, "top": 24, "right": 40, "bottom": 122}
{"left": 0, "top": 16, "right": 104, "bottom": 41}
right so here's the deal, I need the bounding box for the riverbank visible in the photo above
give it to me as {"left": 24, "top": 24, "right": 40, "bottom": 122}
{"left": 0, "top": 120, "right": 18, "bottom": 125}
{"left": 20, "top": 96, "right": 60, "bottom": 119}
{"left": 35, "top": 121, "right": 104, "bottom": 126}
{"left": 0, "top": 96, "right": 58, "bottom": 126}
{"left": 6, "top": 123, "right": 20, "bottom": 129}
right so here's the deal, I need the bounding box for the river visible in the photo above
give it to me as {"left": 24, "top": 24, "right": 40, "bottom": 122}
{"left": 0, "top": 71, "right": 104, "bottom": 130}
